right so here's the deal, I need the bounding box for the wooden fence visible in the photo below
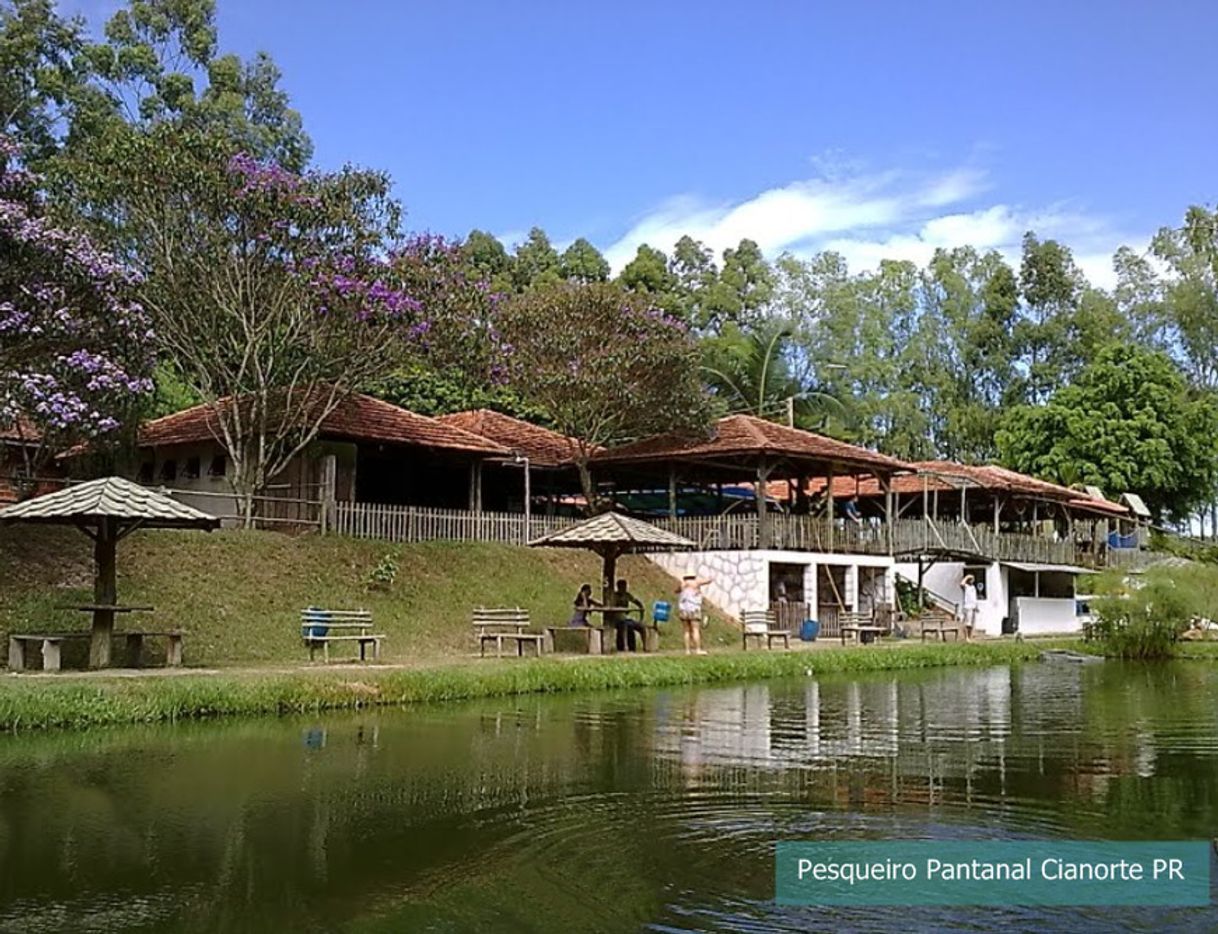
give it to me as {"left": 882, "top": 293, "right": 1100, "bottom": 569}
{"left": 329, "top": 502, "right": 577, "bottom": 544}
{"left": 323, "top": 501, "right": 1090, "bottom": 566}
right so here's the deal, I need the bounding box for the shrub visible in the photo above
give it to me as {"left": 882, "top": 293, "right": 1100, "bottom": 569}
{"left": 1090, "top": 567, "right": 1200, "bottom": 658}
{"left": 366, "top": 553, "right": 399, "bottom": 591}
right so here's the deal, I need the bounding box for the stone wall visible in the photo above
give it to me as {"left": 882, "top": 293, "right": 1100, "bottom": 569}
{"left": 648, "top": 550, "right": 768, "bottom": 618}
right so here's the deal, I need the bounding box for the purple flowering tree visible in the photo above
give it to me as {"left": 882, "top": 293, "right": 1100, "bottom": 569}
{"left": 0, "top": 135, "right": 153, "bottom": 483}
{"left": 73, "top": 127, "right": 495, "bottom": 523}
{"left": 495, "top": 281, "right": 710, "bottom": 509}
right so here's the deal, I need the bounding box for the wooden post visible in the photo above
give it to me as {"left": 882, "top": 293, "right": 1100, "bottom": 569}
{"left": 756, "top": 461, "right": 772, "bottom": 549}
{"left": 468, "top": 460, "right": 484, "bottom": 514}
{"left": 601, "top": 548, "right": 619, "bottom": 605}
{"left": 668, "top": 466, "right": 678, "bottom": 520}
{"left": 319, "top": 454, "right": 337, "bottom": 534}
{"left": 826, "top": 464, "right": 835, "bottom": 553}
{"left": 993, "top": 497, "right": 1003, "bottom": 535}
{"left": 882, "top": 475, "right": 894, "bottom": 555}
{"left": 522, "top": 458, "right": 531, "bottom": 544}
{"left": 89, "top": 517, "right": 118, "bottom": 669}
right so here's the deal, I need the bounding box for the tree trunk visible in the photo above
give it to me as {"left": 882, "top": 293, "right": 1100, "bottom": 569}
{"left": 576, "top": 458, "right": 598, "bottom": 516}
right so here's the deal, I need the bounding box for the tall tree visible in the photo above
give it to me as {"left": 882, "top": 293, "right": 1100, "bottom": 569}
{"left": 65, "top": 126, "right": 492, "bottom": 522}
{"left": 511, "top": 226, "right": 560, "bottom": 290}
{"left": 1152, "top": 205, "right": 1218, "bottom": 390}
{"left": 559, "top": 237, "right": 609, "bottom": 282}
{"left": 1015, "top": 232, "right": 1084, "bottom": 404}
{"left": 462, "top": 228, "right": 513, "bottom": 293}
{"left": 0, "top": 134, "right": 154, "bottom": 476}
{"left": 996, "top": 344, "right": 1218, "bottom": 522}
{"left": 495, "top": 281, "right": 709, "bottom": 507}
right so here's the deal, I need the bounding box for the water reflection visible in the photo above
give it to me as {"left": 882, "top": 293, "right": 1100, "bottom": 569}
{"left": 0, "top": 662, "right": 1214, "bottom": 932}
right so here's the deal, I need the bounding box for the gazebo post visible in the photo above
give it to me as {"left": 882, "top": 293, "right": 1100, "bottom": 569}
{"left": 826, "top": 465, "right": 835, "bottom": 553}
{"left": 756, "top": 460, "right": 772, "bottom": 549}
{"left": 601, "top": 545, "right": 622, "bottom": 604}
{"left": 89, "top": 516, "right": 119, "bottom": 669}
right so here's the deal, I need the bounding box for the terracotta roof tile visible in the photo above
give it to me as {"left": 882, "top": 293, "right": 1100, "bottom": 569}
{"left": 594, "top": 414, "right": 909, "bottom": 474}
{"left": 772, "top": 460, "right": 1127, "bottom": 515}
{"left": 436, "top": 409, "right": 586, "bottom": 468}
{"left": 139, "top": 394, "right": 509, "bottom": 456}
{"left": 0, "top": 416, "right": 42, "bottom": 445}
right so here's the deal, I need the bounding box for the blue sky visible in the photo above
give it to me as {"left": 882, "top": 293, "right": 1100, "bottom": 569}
{"left": 66, "top": 1, "right": 1218, "bottom": 287}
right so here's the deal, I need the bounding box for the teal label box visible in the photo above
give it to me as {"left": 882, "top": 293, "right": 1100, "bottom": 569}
{"left": 776, "top": 841, "right": 1212, "bottom": 906}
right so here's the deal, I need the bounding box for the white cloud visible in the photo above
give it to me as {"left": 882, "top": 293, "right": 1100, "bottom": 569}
{"left": 601, "top": 161, "right": 1139, "bottom": 291}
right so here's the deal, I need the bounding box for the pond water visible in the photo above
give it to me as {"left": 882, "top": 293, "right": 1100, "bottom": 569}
{"left": 0, "top": 662, "right": 1216, "bottom": 932}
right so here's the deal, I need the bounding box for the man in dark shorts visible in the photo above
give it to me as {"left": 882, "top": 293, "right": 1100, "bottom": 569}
{"left": 610, "top": 578, "right": 647, "bottom": 652}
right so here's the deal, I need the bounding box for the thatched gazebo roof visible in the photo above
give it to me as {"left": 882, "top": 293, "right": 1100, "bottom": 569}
{"left": 530, "top": 512, "right": 694, "bottom": 602}
{"left": 0, "top": 476, "right": 220, "bottom": 529}
{"left": 0, "top": 477, "right": 219, "bottom": 668}
{"left": 529, "top": 511, "right": 693, "bottom": 551}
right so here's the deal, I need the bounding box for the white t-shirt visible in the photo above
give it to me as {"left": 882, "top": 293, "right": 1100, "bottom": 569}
{"left": 962, "top": 583, "right": 978, "bottom": 610}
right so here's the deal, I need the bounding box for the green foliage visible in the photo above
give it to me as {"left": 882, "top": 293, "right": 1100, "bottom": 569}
{"left": 559, "top": 237, "right": 609, "bottom": 282}
{"left": 496, "top": 281, "right": 711, "bottom": 504}
{"left": 511, "top": 226, "right": 561, "bottom": 290}
{"left": 997, "top": 343, "right": 1218, "bottom": 521}
{"left": 1088, "top": 566, "right": 1212, "bottom": 658}
{"left": 366, "top": 552, "right": 399, "bottom": 591}
{"left": 370, "top": 361, "right": 545, "bottom": 420}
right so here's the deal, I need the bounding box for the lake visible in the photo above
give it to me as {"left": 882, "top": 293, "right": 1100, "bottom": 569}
{"left": 0, "top": 662, "right": 1215, "bottom": 932}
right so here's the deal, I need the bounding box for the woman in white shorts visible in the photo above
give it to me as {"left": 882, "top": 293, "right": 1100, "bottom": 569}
{"left": 677, "top": 574, "right": 713, "bottom": 655}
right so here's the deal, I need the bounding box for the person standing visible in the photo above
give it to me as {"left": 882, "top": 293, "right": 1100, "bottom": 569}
{"left": 610, "top": 578, "right": 647, "bottom": 652}
{"left": 677, "top": 574, "right": 713, "bottom": 655}
{"left": 960, "top": 574, "right": 979, "bottom": 642}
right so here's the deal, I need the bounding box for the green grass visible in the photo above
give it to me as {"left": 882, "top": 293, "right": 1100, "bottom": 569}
{"left": 0, "top": 641, "right": 1058, "bottom": 732}
{"left": 0, "top": 526, "right": 739, "bottom": 665}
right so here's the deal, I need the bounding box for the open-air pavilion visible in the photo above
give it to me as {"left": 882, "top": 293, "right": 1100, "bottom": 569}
{"left": 0, "top": 476, "right": 219, "bottom": 668}
{"left": 591, "top": 414, "right": 912, "bottom": 552}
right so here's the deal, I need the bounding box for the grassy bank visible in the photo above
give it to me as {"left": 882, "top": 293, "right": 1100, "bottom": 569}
{"left": 0, "top": 526, "right": 738, "bottom": 664}
{"left": 0, "top": 641, "right": 1058, "bottom": 732}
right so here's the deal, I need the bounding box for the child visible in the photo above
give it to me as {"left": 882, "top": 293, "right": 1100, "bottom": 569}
{"left": 676, "top": 574, "right": 713, "bottom": 655}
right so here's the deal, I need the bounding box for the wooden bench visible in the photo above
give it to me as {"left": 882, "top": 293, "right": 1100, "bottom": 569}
{"left": 839, "top": 612, "right": 888, "bottom": 645}
{"left": 300, "top": 609, "right": 386, "bottom": 662}
{"left": 920, "top": 621, "right": 962, "bottom": 642}
{"left": 473, "top": 608, "right": 545, "bottom": 658}
{"left": 8, "top": 630, "right": 184, "bottom": 671}
{"left": 741, "top": 610, "right": 791, "bottom": 650}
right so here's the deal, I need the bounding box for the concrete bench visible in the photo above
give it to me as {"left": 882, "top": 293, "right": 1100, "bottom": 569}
{"left": 7, "top": 630, "right": 183, "bottom": 671}
{"left": 473, "top": 608, "right": 545, "bottom": 658}
{"left": 741, "top": 610, "right": 791, "bottom": 650}
{"left": 920, "top": 622, "right": 962, "bottom": 642}
{"left": 300, "top": 609, "right": 386, "bottom": 662}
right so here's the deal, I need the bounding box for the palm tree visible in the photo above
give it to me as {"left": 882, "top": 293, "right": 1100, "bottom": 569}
{"left": 701, "top": 320, "right": 847, "bottom": 431}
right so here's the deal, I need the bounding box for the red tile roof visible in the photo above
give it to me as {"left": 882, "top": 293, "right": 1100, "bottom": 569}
{"left": 770, "top": 460, "right": 1127, "bottom": 515}
{"left": 436, "top": 409, "right": 586, "bottom": 468}
{"left": 139, "top": 394, "right": 510, "bottom": 455}
{"left": 594, "top": 414, "right": 909, "bottom": 475}
{"left": 0, "top": 416, "right": 42, "bottom": 445}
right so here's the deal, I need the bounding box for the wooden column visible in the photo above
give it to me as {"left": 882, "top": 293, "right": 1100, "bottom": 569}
{"left": 601, "top": 547, "right": 620, "bottom": 605}
{"left": 667, "top": 466, "right": 678, "bottom": 520}
{"left": 756, "top": 460, "right": 773, "bottom": 549}
{"left": 89, "top": 517, "right": 118, "bottom": 669}
{"left": 468, "top": 460, "right": 483, "bottom": 514}
{"left": 881, "top": 475, "right": 894, "bottom": 555}
{"left": 826, "top": 464, "right": 835, "bottom": 553}
{"left": 993, "top": 496, "right": 1003, "bottom": 534}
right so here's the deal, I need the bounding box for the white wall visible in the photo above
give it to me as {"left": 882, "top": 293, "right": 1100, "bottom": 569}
{"left": 648, "top": 549, "right": 894, "bottom": 620}
{"left": 1014, "top": 597, "right": 1081, "bottom": 635}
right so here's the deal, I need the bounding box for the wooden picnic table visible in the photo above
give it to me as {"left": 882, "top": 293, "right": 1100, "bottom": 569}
{"left": 839, "top": 624, "right": 888, "bottom": 645}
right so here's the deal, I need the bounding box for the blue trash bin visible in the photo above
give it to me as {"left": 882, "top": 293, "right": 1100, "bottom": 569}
{"left": 800, "top": 619, "right": 820, "bottom": 642}
{"left": 652, "top": 600, "right": 671, "bottom": 624}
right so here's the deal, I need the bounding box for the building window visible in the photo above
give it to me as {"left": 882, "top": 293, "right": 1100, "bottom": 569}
{"left": 159, "top": 459, "right": 177, "bottom": 482}
{"left": 183, "top": 456, "right": 201, "bottom": 479}
{"left": 137, "top": 461, "right": 154, "bottom": 484}
{"left": 209, "top": 454, "right": 227, "bottom": 477}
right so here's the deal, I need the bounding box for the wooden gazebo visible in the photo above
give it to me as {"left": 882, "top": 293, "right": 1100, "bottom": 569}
{"left": 0, "top": 477, "right": 219, "bottom": 667}
{"left": 592, "top": 415, "right": 911, "bottom": 549}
